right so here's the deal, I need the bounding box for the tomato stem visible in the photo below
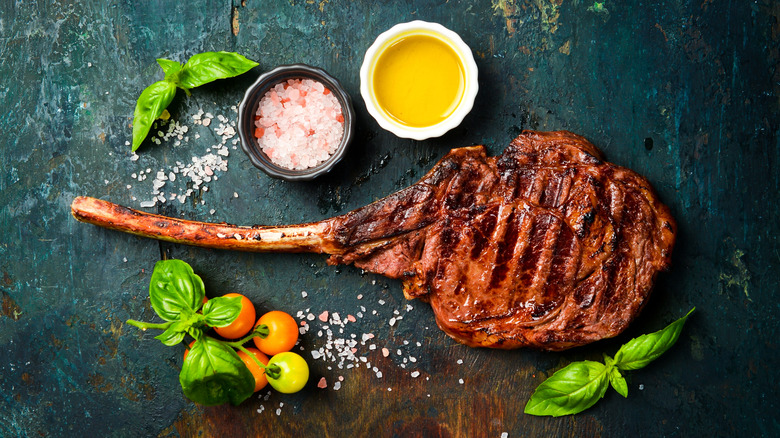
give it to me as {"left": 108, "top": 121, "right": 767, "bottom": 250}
{"left": 235, "top": 344, "right": 267, "bottom": 370}
{"left": 224, "top": 324, "right": 269, "bottom": 348}
{"left": 232, "top": 344, "right": 281, "bottom": 379}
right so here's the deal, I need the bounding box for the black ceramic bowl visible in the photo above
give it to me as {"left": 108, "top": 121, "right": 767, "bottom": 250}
{"left": 237, "top": 64, "right": 355, "bottom": 181}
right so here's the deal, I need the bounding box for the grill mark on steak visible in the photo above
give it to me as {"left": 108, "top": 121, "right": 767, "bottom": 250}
{"left": 469, "top": 205, "right": 499, "bottom": 260}
{"left": 488, "top": 208, "right": 519, "bottom": 289}
{"left": 70, "top": 131, "right": 676, "bottom": 351}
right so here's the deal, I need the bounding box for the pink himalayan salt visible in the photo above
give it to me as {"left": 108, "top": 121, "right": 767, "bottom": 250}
{"left": 254, "top": 78, "right": 345, "bottom": 170}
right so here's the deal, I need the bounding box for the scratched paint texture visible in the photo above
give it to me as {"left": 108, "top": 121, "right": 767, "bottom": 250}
{"left": 1, "top": 0, "right": 778, "bottom": 436}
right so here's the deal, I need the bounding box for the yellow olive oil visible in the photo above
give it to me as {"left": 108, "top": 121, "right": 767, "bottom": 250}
{"left": 372, "top": 34, "right": 465, "bottom": 128}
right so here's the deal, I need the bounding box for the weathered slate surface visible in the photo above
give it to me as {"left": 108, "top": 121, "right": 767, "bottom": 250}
{"left": 1, "top": 1, "right": 778, "bottom": 436}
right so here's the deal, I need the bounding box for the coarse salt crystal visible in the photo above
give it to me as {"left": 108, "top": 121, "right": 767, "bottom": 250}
{"left": 254, "top": 78, "right": 344, "bottom": 170}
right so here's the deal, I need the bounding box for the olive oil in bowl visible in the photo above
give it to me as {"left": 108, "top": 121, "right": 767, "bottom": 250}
{"left": 360, "top": 21, "right": 479, "bottom": 140}
{"left": 372, "top": 34, "right": 465, "bottom": 128}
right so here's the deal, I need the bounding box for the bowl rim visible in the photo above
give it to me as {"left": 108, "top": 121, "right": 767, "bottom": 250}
{"left": 359, "top": 20, "right": 479, "bottom": 141}
{"left": 237, "top": 63, "right": 355, "bottom": 181}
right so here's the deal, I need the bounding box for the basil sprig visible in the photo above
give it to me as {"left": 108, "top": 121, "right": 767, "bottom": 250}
{"left": 127, "top": 259, "right": 270, "bottom": 406}
{"left": 131, "top": 51, "right": 258, "bottom": 151}
{"left": 525, "top": 308, "right": 695, "bottom": 417}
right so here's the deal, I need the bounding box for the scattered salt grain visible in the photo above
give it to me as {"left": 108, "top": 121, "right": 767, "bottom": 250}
{"left": 317, "top": 377, "right": 327, "bottom": 388}
{"left": 254, "top": 78, "right": 345, "bottom": 170}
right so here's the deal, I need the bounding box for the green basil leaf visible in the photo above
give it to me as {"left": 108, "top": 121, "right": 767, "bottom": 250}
{"left": 154, "top": 321, "right": 188, "bottom": 346}
{"left": 156, "top": 58, "right": 182, "bottom": 77}
{"left": 177, "top": 51, "right": 258, "bottom": 89}
{"left": 614, "top": 308, "right": 695, "bottom": 371}
{"left": 609, "top": 367, "right": 628, "bottom": 398}
{"left": 524, "top": 361, "right": 610, "bottom": 417}
{"left": 149, "top": 259, "right": 205, "bottom": 321}
{"left": 201, "top": 296, "right": 242, "bottom": 328}
{"left": 179, "top": 337, "right": 255, "bottom": 406}
{"left": 131, "top": 80, "right": 177, "bottom": 151}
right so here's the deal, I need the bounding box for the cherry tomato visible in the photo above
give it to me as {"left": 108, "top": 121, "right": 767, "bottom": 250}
{"left": 214, "top": 293, "right": 256, "bottom": 339}
{"left": 183, "top": 340, "right": 196, "bottom": 361}
{"left": 253, "top": 310, "right": 299, "bottom": 356}
{"left": 236, "top": 347, "right": 269, "bottom": 392}
{"left": 267, "top": 352, "right": 309, "bottom": 394}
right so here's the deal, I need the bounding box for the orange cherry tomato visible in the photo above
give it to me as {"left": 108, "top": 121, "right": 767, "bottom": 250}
{"left": 183, "top": 340, "right": 196, "bottom": 361}
{"left": 214, "top": 293, "right": 256, "bottom": 339}
{"left": 237, "top": 347, "right": 270, "bottom": 392}
{"left": 253, "top": 310, "right": 299, "bottom": 356}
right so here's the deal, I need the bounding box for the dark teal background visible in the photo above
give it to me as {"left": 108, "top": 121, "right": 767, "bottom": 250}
{"left": 1, "top": 1, "right": 778, "bottom": 436}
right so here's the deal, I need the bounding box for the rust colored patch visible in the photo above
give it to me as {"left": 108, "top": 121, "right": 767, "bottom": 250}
{"left": 119, "top": 374, "right": 157, "bottom": 402}
{"left": 21, "top": 372, "right": 32, "bottom": 384}
{"left": 231, "top": 7, "right": 239, "bottom": 36}
{"left": 50, "top": 334, "right": 63, "bottom": 349}
{"left": 318, "top": 0, "right": 329, "bottom": 13}
{"left": 1, "top": 290, "right": 22, "bottom": 321}
{"left": 87, "top": 373, "right": 114, "bottom": 393}
{"left": 558, "top": 40, "right": 571, "bottom": 55}
{"left": 2, "top": 270, "right": 12, "bottom": 286}
{"left": 492, "top": 0, "right": 521, "bottom": 35}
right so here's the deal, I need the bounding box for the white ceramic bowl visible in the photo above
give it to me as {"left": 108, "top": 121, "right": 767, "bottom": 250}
{"left": 360, "top": 21, "right": 479, "bottom": 141}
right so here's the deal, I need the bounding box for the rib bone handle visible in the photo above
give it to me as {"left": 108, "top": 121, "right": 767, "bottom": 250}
{"left": 70, "top": 196, "right": 340, "bottom": 254}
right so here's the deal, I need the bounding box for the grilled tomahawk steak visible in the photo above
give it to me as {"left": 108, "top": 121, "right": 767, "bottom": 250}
{"left": 71, "top": 131, "right": 676, "bottom": 350}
